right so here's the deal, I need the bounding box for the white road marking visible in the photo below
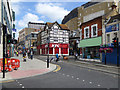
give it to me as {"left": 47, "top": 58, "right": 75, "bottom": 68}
{"left": 83, "top": 80, "right": 85, "bottom": 82}
{"left": 20, "top": 84, "right": 22, "bottom": 86}
{"left": 89, "top": 82, "right": 92, "bottom": 84}
{"left": 98, "top": 84, "right": 100, "bottom": 87}
{"left": 22, "top": 86, "right": 24, "bottom": 88}
{"left": 67, "top": 75, "right": 70, "bottom": 77}
{"left": 77, "top": 78, "right": 79, "bottom": 80}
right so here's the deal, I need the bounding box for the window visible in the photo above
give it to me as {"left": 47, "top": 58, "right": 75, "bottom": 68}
{"left": 80, "top": 13, "right": 81, "bottom": 16}
{"left": 108, "top": 3, "right": 110, "bottom": 7}
{"left": 107, "top": 34, "right": 110, "bottom": 43}
{"left": 91, "top": 24, "right": 98, "bottom": 37}
{"left": 84, "top": 26, "right": 89, "bottom": 38}
{"left": 80, "top": 29, "right": 82, "bottom": 40}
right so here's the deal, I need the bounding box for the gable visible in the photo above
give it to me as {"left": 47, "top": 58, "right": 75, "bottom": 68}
{"left": 52, "top": 23, "right": 61, "bottom": 29}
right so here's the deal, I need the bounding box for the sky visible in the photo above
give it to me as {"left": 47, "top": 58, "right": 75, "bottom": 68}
{"left": 11, "top": 1, "right": 88, "bottom": 39}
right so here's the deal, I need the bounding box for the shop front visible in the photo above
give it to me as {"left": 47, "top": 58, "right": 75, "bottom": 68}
{"left": 82, "top": 46, "right": 100, "bottom": 59}
{"left": 40, "top": 43, "right": 69, "bottom": 55}
{"left": 78, "top": 37, "right": 102, "bottom": 60}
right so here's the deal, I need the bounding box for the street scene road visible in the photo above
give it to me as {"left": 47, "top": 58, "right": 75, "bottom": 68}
{"left": 1, "top": 55, "right": 119, "bottom": 89}
{"left": 0, "top": 0, "right": 120, "bottom": 90}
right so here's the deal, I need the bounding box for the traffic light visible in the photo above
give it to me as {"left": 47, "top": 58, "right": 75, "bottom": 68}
{"left": 112, "top": 37, "right": 118, "bottom": 48}
{"left": 7, "top": 34, "right": 12, "bottom": 44}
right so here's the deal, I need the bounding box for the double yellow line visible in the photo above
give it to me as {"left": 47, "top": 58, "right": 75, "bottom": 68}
{"left": 53, "top": 65, "right": 61, "bottom": 72}
{"left": 0, "top": 80, "right": 15, "bottom": 83}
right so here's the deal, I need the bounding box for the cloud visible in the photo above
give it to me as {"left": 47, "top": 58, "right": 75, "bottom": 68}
{"left": 18, "top": 13, "right": 44, "bottom": 28}
{"left": 11, "top": 4, "right": 21, "bottom": 15}
{"left": 35, "top": 3, "right": 70, "bottom": 22}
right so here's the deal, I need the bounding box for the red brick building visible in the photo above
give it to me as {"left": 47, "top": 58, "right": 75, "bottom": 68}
{"left": 79, "top": 16, "right": 102, "bottom": 59}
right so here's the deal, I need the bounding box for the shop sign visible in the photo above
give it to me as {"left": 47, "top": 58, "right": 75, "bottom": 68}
{"left": 45, "top": 45, "right": 48, "bottom": 47}
{"left": 106, "top": 24, "right": 119, "bottom": 32}
{"left": 52, "top": 44, "right": 59, "bottom": 48}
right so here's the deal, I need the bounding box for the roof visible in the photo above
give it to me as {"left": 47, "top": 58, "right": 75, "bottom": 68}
{"left": 59, "top": 24, "right": 69, "bottom": 30}
{"left": 45, "top": 21, "right": 69, "bottom": 30}
{"left": 107, "top": 14, "right": 120, "bottom": 24}
{"left": 46, "top": 22, "right": 53, "bottom": 28}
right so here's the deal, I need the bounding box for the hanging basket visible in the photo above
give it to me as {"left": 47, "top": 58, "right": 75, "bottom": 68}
{"left": 104, "top": 48, "right": 113, "bottom": 53}
{"left": 99, "top": 48, "right": 105, "bottom": 53}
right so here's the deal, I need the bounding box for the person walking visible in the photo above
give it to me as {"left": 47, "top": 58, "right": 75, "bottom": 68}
{"left": 31, "top": 51, "right": 33, "bottom": 60}
{"left": 23, "top": 51, "right": 26, "bottom": 62}
{"left": 75, "top": 53, "right": 78, "bottom": 60}
{"left": 56, "top": 53, "right": 59, "bottom": 62}
{"left": 16, "top": 51, "right": 19, "bottom": 56}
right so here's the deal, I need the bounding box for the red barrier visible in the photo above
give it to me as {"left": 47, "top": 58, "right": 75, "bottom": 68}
{"left": 0, "top": 58, "right": 8, "bottom": 72}
{"left": 0, "top": 58, "right": 20, "bottom": 72}
{"left": 11, "top": 58, "right": 20, "bottom": 70}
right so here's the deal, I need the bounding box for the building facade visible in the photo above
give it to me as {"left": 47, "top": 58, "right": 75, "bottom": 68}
{"left": 102, "top": 14, "right": 120, "bottom": 64}
{"left": 79, "top": 16, "right": 102, "bottom": 59}
{"left": 37, "top": 22, "right": 70, "bottom": 55}
{"left": 0, "top": 0, "right": 14, "bottom": 57}
{"left": 62, "top": 8, "right": 80, "bottom": 55}
{"left": 28, "top": 22, "right": 45, "bottom": 30}
{"left": 18, "top": 28, "right": 36, "bottom": 50}
{"left": 77, "top": 1, "right": 119, "bottom": 61}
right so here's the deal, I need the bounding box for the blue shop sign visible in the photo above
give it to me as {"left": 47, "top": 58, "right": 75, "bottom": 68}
{"left": 106, "top": 24, "right": 119, "bottom": 33}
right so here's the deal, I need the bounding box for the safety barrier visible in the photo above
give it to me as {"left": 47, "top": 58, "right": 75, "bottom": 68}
{"left": 0, "top": 58, "right": 20, "bottom": 72}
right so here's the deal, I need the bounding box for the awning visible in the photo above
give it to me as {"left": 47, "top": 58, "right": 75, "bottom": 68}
{"left": 78, "top": 37, "right": 102, "bottom": 48}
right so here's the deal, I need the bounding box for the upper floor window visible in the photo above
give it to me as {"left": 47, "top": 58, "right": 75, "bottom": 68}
{"left": 91, "top": 24, "right": 98, "bottom": 37}
{"left": 84, "top": 26, "right": 89, "bottom": 38}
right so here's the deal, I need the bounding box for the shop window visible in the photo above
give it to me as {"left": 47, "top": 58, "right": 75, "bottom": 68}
{"left": 84, "top": 26, "right": 89, "bottom": 38}
{"left": 62, "top": 48, "right": 68, "bottom": 54}
{"left": 55, "top": 47, "right": 59, "bottom": 54}
{"left": 49, "top": 48, "right": 53, "bottom": 54}
{"left": 91, "top": 24, "right": 98, "bottom": 37}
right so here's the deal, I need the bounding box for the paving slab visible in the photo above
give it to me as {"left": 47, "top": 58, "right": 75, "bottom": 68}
{"left": 0, "top": 55, "right": 56, "bottom": 81}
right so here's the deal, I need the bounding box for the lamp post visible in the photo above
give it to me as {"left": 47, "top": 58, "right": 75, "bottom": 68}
{"left": 47, "top": 37, "right": 49, "bottom": 68}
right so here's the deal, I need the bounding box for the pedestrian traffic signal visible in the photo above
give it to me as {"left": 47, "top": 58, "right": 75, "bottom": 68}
{"left": 112, "top": 37, "right": 118, "bottom": 47}
{"left": 7, "top": 34, "right": 12, "bottom": 44}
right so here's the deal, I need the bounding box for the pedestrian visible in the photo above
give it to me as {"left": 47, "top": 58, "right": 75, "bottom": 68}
{"left": 16, "top": 51, "right": 19, "bottom": 56}
{"left": 27, "top": 50, "right": 30, "bottom": 58}
{"left": 23, "top": 51, "right": 26, "bottom": 62}
{"left": 75, "top": 53, "right": 78, "bottom": 60}
{"left": 56, "top": 53, "right": 59, "bottom": 62}
{"left": 31, "top": 51, "right": 33, "bottom": 60}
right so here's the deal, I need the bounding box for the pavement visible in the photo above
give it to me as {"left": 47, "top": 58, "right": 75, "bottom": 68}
{"left": 34, "top": 55, "right": 120, "bottom": 76}
{"left": 0, "top": 54, "right": 56, "bottom": 81}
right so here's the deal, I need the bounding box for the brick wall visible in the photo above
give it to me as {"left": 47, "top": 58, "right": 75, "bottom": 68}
{"left": 81, "top": 17, "right": 102, "bottom": 40}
